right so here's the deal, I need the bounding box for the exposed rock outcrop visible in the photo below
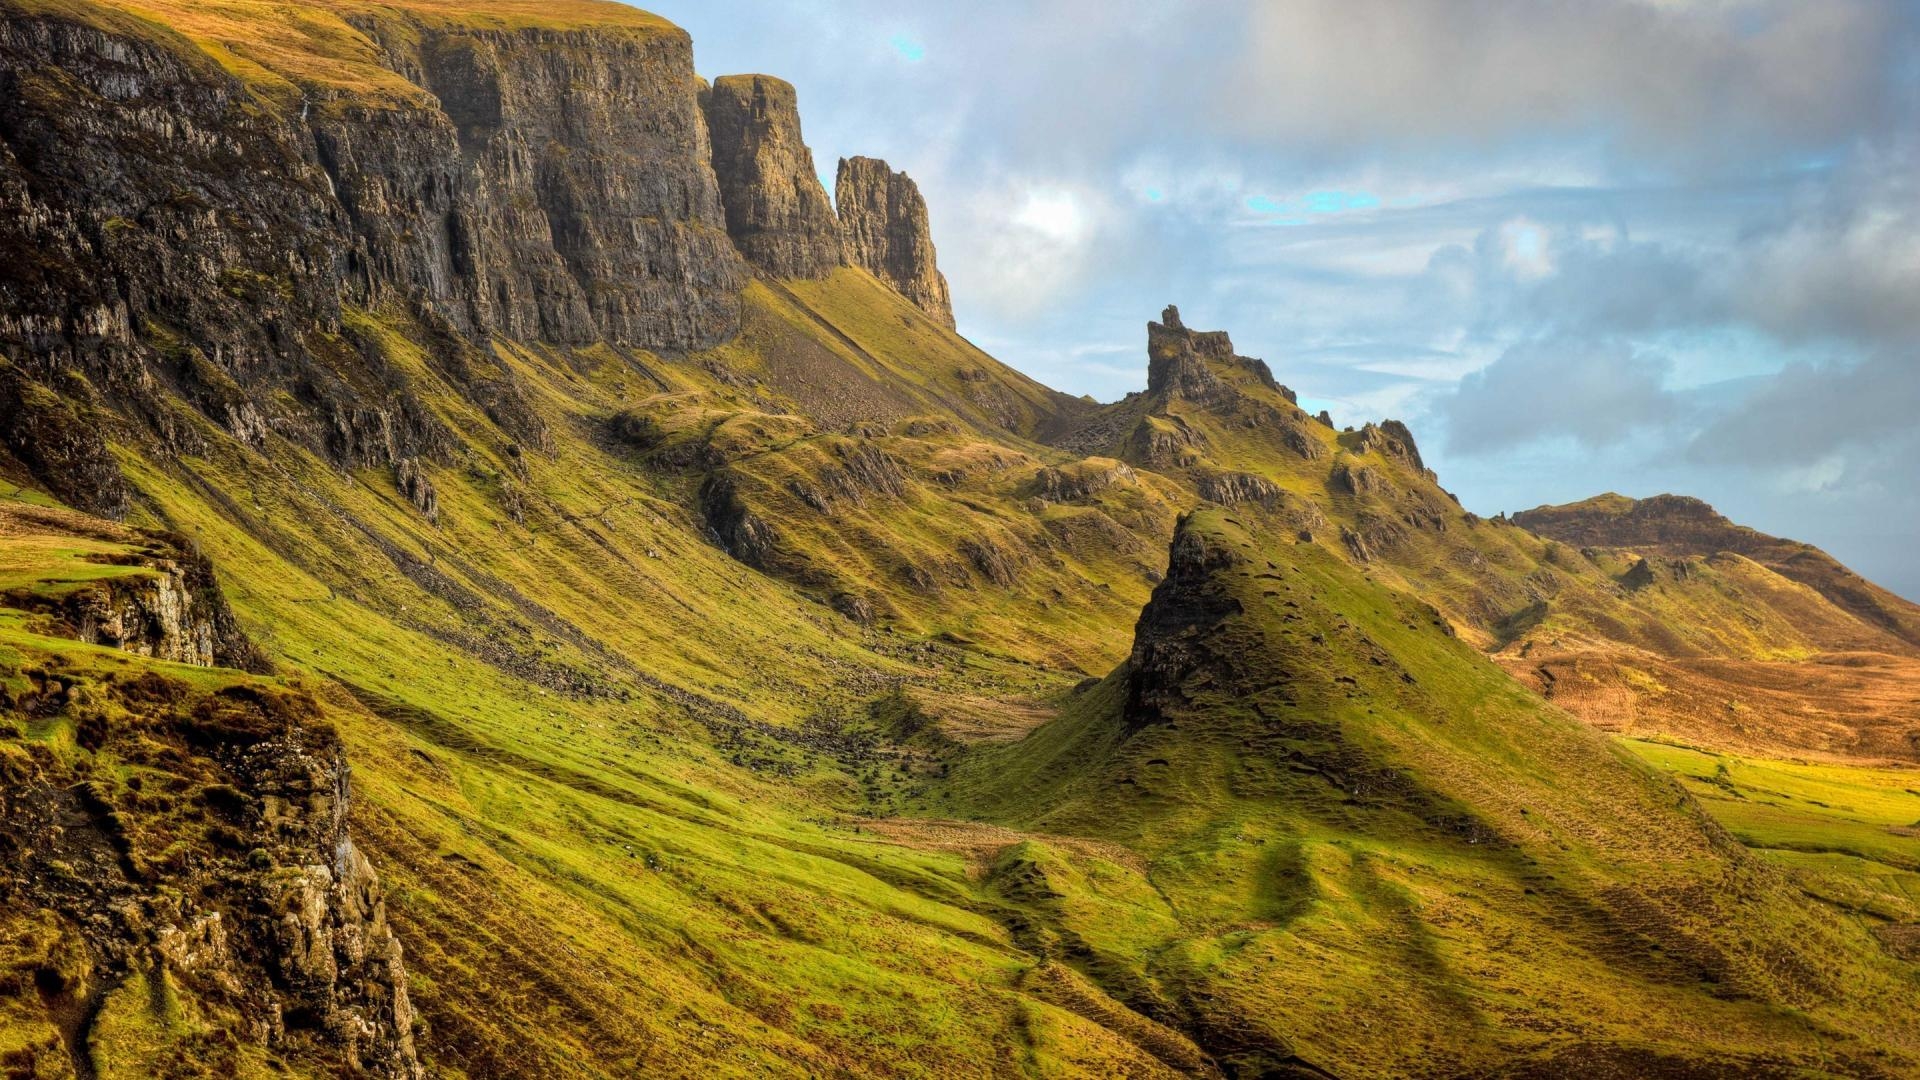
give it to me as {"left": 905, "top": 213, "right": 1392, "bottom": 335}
{"left": 1329, "top": 462, "right": 1380, "bottom": 496}
{"left": 1354, "top": 420, "right": 1425, "bottom": 472}
{"left": 1195, "top": 470, "right": 1281, "bottom": 508}
{"left": 0, "top": 676, "right": 421, "bottom": 1079}
{"left": 1146, "top": 305, "right": 1285, "bottom": 403}
{"left": 703, "top": 74, "right": 844, "bottom": 278}
{"left": 0, "top": 6, "right": 745, "bottom": 506}
{"left": 394, "top": 457, "right": 439, "bottom": 523}
{"left": 0, "top": 506, "right": 266, "bottom": 672}
{"left": 0, "top": 363, "right": 131, "bottom": 519}
{"left": 1031, "top": 459, "right": 1137, "bottom": 503}
{"left": 700, "top": 471, "right": 779, "bottom": 568}
{"left": 1124, "top": 516, "right": 1245, "bottom": 731}
{"left": 333, "top": 17, "right": 748, "bottom": 350}
{"left": 835, "top": 156, "right": 954, "bottom": 327}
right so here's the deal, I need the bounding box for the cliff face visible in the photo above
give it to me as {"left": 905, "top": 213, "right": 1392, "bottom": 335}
{"left": 0, "top": 4, "right": 743, "bottom": 510}
{"left": 0, "top": 503, "right": 265, "bottom": 671}
{"left": 346, "top": 18, "right": 746, "bottom": 347}
{"left": 0, "top": 502, "right": 416, "bottom": 1079}
{"left": 0, "top": 679, "right": 422, "bottom": 1079}
{"left": 703, "top": 74, "right": 844, "bottom": 278}
{"left": 1123, "top": 516, "right": 1247, "bottom": 730}
{"left": 835, "top": 156, "right": 955, "bottom": 328}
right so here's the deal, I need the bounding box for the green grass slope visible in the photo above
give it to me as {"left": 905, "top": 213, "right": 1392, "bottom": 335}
{"left": 933, "top": 507, "right": 1920, "bottom": 1078}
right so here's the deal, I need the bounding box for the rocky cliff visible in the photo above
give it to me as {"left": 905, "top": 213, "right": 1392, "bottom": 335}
{"left": 1145, "top": 305, "right": 1281, "bottom": 402}
{"left": 0, "top": 1, "right": 744, "bottom": 512}
{"left": 1122, "top": 515, "right": 1247, "bottom": 730}
{"left": 703, "top": 74, "right": 843, "bottom": 278}
{"left": 0, "top": 677, "right": 422, "bottom": 1079}
{"left": 835, "top": 156, "right": 955, "bottom": 327}
{"left": 0, "top": 502, "right": 417, "bottom": 1078}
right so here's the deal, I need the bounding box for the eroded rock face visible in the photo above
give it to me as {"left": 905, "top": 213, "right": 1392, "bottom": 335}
{"left": 703, "top": 74, "right": 843, "bottom": 278}
{"left": 0, "top": 8, "right": 744, "bottom": 508}
{"left": 335, "top": 19, "right": 747, "bottom": 350}
{"left": 0, "top": 678, "right": 421, "bottom": 1079}
{"left": 835, "top": 156, "right": 954, "bottom": 327}
{"left": 1124, "top": 517, "right": 1246, "bottom": 731}
{"left": 1354, "top": 421, "right": 1425, "bottom": 473}
{"left": 1146, "top": 305, "right": 1282, "bottom": 403}
{"left": 1195, "top": 470, "right": 1280, "bottom": 508}
{"left": 0, "top": 517, "right": 265, "bottom": 672}
{"left": 0, "top": 362, "right": 129, "bottom": 519}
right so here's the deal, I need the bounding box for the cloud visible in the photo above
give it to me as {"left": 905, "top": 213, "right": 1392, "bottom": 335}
{"left": 1731, "top": 148, "right": 1920, "bottom": 345}
{"left": 1443, "top": 339, "right": 1679, "bottom": 453}
{"left": 1688, "top": 352, "right": 1920, "bottom": 467}
{"left": 1224, "top": 0, "right": 1917, "bottom": 171}
{"left": 651, "top": 0, "right": 1920, "bottom": 597}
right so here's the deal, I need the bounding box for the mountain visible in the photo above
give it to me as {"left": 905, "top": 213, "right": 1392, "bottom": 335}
{"left": 1515, "top": 493, "right": 1920, "bottom": 652}
{"left": 1503, "top": 494, "right": 1920, "bottom": 763}
{"left": 1, "top": 2, "right": 1917, "bottom": 1078}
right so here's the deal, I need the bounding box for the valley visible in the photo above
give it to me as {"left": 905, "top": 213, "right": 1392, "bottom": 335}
{"left": 0, "top": 1, "right": 1916, "bottom": 1077}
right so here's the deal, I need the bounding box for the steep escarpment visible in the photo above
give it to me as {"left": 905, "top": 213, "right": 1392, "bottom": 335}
{"left": 0, "top": 0, "right": 743, "bottom": 513}
{"left": 703, "top": 74, "right": 844, "bottom": 278}
{"left": 344, "top": 14, "right": 746, "bottom": 347}
{"left": 834, "top": 155, "right": 955, "bottom": 328}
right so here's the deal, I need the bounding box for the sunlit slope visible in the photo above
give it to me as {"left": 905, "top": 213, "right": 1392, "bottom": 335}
{"left": 1517, "top": 493, "right": 1920, "bottom": 651}
{"left": 14, "top": 0, "right": 680, "bottom": 106}
{"left": 934, "top": 507, "right": 1920, "bottom": 1078}
{"left": 0, "top": 492, "right": 1202, "bottom": 1079}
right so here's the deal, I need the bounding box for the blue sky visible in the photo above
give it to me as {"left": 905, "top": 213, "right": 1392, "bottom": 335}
{"left": 646, "top": 0, "right": 1920, "bottom": 600}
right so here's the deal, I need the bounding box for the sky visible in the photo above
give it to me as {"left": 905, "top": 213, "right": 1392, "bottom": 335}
{"left": 645, "top": 0, "right": 1920, "bottom": 601}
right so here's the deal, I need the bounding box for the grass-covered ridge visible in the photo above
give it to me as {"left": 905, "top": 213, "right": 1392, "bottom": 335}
{"left": 13, "top": 0, "right": 682, "bottom": 108}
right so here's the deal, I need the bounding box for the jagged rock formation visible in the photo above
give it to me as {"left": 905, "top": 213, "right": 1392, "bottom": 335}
{"left": 1031, "top": 459, "right": 1137, "bottom": 503}
{"left": 1145, "top": 306, "right": 1226, "bottom": 401}
{"left": 0, "top": 678, "right": 422, "bottom": 1079}
{"left": 0, "top": 361, "right": 130, "bottom": 519}
{"left": 394, "top": 456, "right": 439, "bottom": 522}
{"left": 835, "top": 156, "right": 955, "bottom": 327}
{"left": 1123, "top": 517, "right": 1247, "bottom": 730}
{"left": 1146, "top": 305, "right": 1284, "bottom": 402}
{"left": 703, "top": 74, "right": 844, "bottom": 278}
{"left": 0, "top": 503, "right": 265, "bottom": 671}
{"left": 1194, "top": 470, "right": 1280, "bottom": 508}
{"left": 1352, "top": 420, "right": 1426, "bottom": 473}
{"left": 1329, "top": 461, "right": 1380, "bottom": 496}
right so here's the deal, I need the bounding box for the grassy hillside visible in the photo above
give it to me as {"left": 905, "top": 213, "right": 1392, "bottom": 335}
{"left": 933, "top": 507, "right": 1920, "bottom": 1077}
{"left": 3, "top": 1, "right": 1919, "bottom": 1076}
